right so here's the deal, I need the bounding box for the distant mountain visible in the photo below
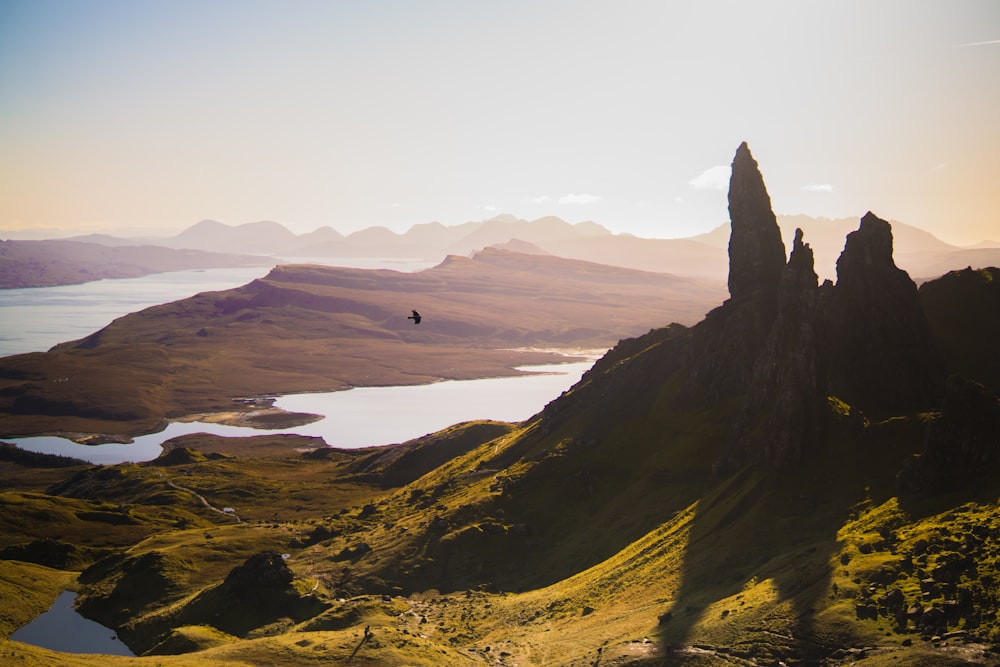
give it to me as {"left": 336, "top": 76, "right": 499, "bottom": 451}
{"left": 17, "top": 210, "right": 993, "bottom": 288}
{"left": 62, "top": 233, "right": 140, "bottom": 247}
{"left": 442, "top": 215, "right": 609, "bottom": 256}
{"left": 0, "top": 239, "right": 271, "bottom": 289}
{"left": 162, "top": 213, "right": 996, "bottom": 283}
{"left": 276, "top": 215, "right": 614, "bottom": 261}
{"left": 162, "top": 219, "right": 299, "bottom": 255}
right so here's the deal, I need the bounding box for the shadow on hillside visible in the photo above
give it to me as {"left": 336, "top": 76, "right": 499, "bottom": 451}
{"left": 654, "top": 436, "right": 895, "bottom": 665}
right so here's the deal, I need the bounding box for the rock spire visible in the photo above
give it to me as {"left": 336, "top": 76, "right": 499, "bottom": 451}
{"left": 822, "top": 211, "right": 945, "bottom": 416}
{"left": 727, "top": 142, "right": 787, "bottom": 302}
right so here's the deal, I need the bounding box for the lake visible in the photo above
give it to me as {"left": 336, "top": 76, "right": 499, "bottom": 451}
{"left": 7, "top": 360, "right": 594, "bottom": 465}
{"left": 11, "top": 590, "right": 134, "bottom": 656}
{"left": 1, "top": 260, "right": 595, "bottom": 463}
{"left": 0, "top": 266, "right": 273, "bottom": 357}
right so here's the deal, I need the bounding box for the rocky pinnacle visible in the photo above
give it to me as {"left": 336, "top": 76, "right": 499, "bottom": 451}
{"left": 727, "top": 142, "right": 787, "bottom": 302}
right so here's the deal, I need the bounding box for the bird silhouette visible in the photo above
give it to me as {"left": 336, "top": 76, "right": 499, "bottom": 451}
{"left": 407, "top": 310, "right": 422, "bottom": 324}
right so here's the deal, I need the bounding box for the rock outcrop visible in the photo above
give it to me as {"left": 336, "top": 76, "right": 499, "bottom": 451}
{"left": 821, "top": 212, "right": 945, "bottom": 417}
{"left": 898, "top": 376, "right": 1000, "bottom": 495}
{"left": 733, "top": 228, "right": 822, "bottom": 467}
{"left": 682, "top": 143, "right": 789, "bottom": 407}
{"left": 727, "top": 142, "right": 787, "bottom": 303}
{"left": 717, "top": 158, "right": 945, "bottom": 468}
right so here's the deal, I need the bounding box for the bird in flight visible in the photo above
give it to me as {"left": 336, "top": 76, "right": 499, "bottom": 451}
{"left": 408, "top": 310, "right": 422, "bottom": 324}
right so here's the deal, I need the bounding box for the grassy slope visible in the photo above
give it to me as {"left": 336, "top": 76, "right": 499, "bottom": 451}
{"left": 2, "top": 413, "right": 999, "bottom": 665}
{"left": 1, "top": 265, "right": 998, "bottom": 664}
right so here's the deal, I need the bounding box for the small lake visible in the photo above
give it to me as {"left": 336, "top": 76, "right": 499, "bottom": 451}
{"left": 11, "top": 590, "right": 134, "bottom": 656}
{"left": 6, "top": 360, "right": 594, "bottom": 465}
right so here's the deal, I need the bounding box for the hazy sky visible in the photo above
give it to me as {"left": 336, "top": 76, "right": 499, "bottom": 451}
{"left": 1, "top": 1, "right": 998, "bottom": 244}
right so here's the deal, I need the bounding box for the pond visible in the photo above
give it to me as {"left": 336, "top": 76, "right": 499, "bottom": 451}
{"left": 11, "top": 590, "right": 134, "bottom": 656}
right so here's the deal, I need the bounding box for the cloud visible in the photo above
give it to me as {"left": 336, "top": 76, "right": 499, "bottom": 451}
{"left": 529, "top": 195, "right": 551, "bottom": 204}
{"left": 952, "top": 38, "right": 1000, "bottom": 48}
{"left": 688, "top": 165, "right": 731, "bottom": 190}
{"left": 480, "top": 205, "right": 499, "bottom": 212}
{"left": 801, "top": 183, "right": 834, "bottom": 193}
{"left": 558, "top": 193, "right": 602, "bottom": 204}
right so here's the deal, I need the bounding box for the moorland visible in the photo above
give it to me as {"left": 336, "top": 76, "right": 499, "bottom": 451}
{"left": 1, "top": 143, "right": 1000, "bottom": 665}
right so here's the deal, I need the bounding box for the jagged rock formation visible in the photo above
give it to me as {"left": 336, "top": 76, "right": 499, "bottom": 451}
{"left": 727, "top": 141, "right": 786, "bottom": 302}
{"left": 821, "top": 212, "right": 945, "bottom": 417}
{"left": 711, "top": 158, "right": 944, "bottom": 468}
{"left": 682, "top": 143, "right": 789, "bottom": 406}
{"left": 719, "top": 154, "right": 952, "bottom": 468}
{"left": 733, "top": 228, "right": 822, "bottom": 467}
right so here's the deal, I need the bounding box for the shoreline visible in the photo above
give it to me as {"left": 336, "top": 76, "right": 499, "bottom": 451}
{"left": 2, "top": 349, "right": 603, "bottom": 446}
{"left": 2, "top": 356, "right": 599, "bottom": 463}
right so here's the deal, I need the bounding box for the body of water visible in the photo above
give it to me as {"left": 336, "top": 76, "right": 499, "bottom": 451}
{"left": 0, "top": 258, "right": 434, "bottom": 357}
{"left": 7, "top": 360, "right": 593, "bottom": 465}
{"left": 0, "top": 266, "right": 273, "bottom": 357}
{"left": 2, "top": 260, "right": 595, "bottom": 464}
{"left": 11, "top": 590, "right": 134, "bottom": 656}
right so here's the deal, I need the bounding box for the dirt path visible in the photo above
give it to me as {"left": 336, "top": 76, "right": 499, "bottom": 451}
{"left": 153, "top": 471, "right": 242, "bottom": 523}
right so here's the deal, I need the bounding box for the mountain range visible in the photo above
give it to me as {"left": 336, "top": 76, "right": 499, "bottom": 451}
{"left": 1, "top": 143, "right": 999, "bottom": 665}
{"left": 10, "top": 209, "right": 994, "bottom": 288}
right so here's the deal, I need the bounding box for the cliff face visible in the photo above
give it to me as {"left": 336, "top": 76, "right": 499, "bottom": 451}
{"left": 732, "top": 228, "right": 822, "bottom": 468}
{"left": 898, "top": 376, "right": 1000, "bottom": 495}
{"left": 681, "top": 143, "right": 789, "bottom": 407}
{"left": 821, "top": 212, "right": 946, "bottom": 417}
{"left": 726, "top": 183, "right": 945, "bottom": 467}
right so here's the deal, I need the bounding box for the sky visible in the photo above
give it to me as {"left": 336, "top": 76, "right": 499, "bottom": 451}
{"left": 1, "top": 1, "right": 998, "bottom": 245}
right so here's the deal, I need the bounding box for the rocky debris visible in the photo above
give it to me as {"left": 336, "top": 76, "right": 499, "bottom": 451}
{"left": 821, "top": 212, "right": 945, "bottom": 417}
{"left": 848, "top": 510, "right": 1000, "bottom": 642}
{"left": 727, "top": 142, "right": 786, "bottom": 303}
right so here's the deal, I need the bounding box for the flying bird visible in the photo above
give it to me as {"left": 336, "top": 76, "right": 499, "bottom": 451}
{"left": 408, "top": 310, "right": 422, "bottom": 324}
